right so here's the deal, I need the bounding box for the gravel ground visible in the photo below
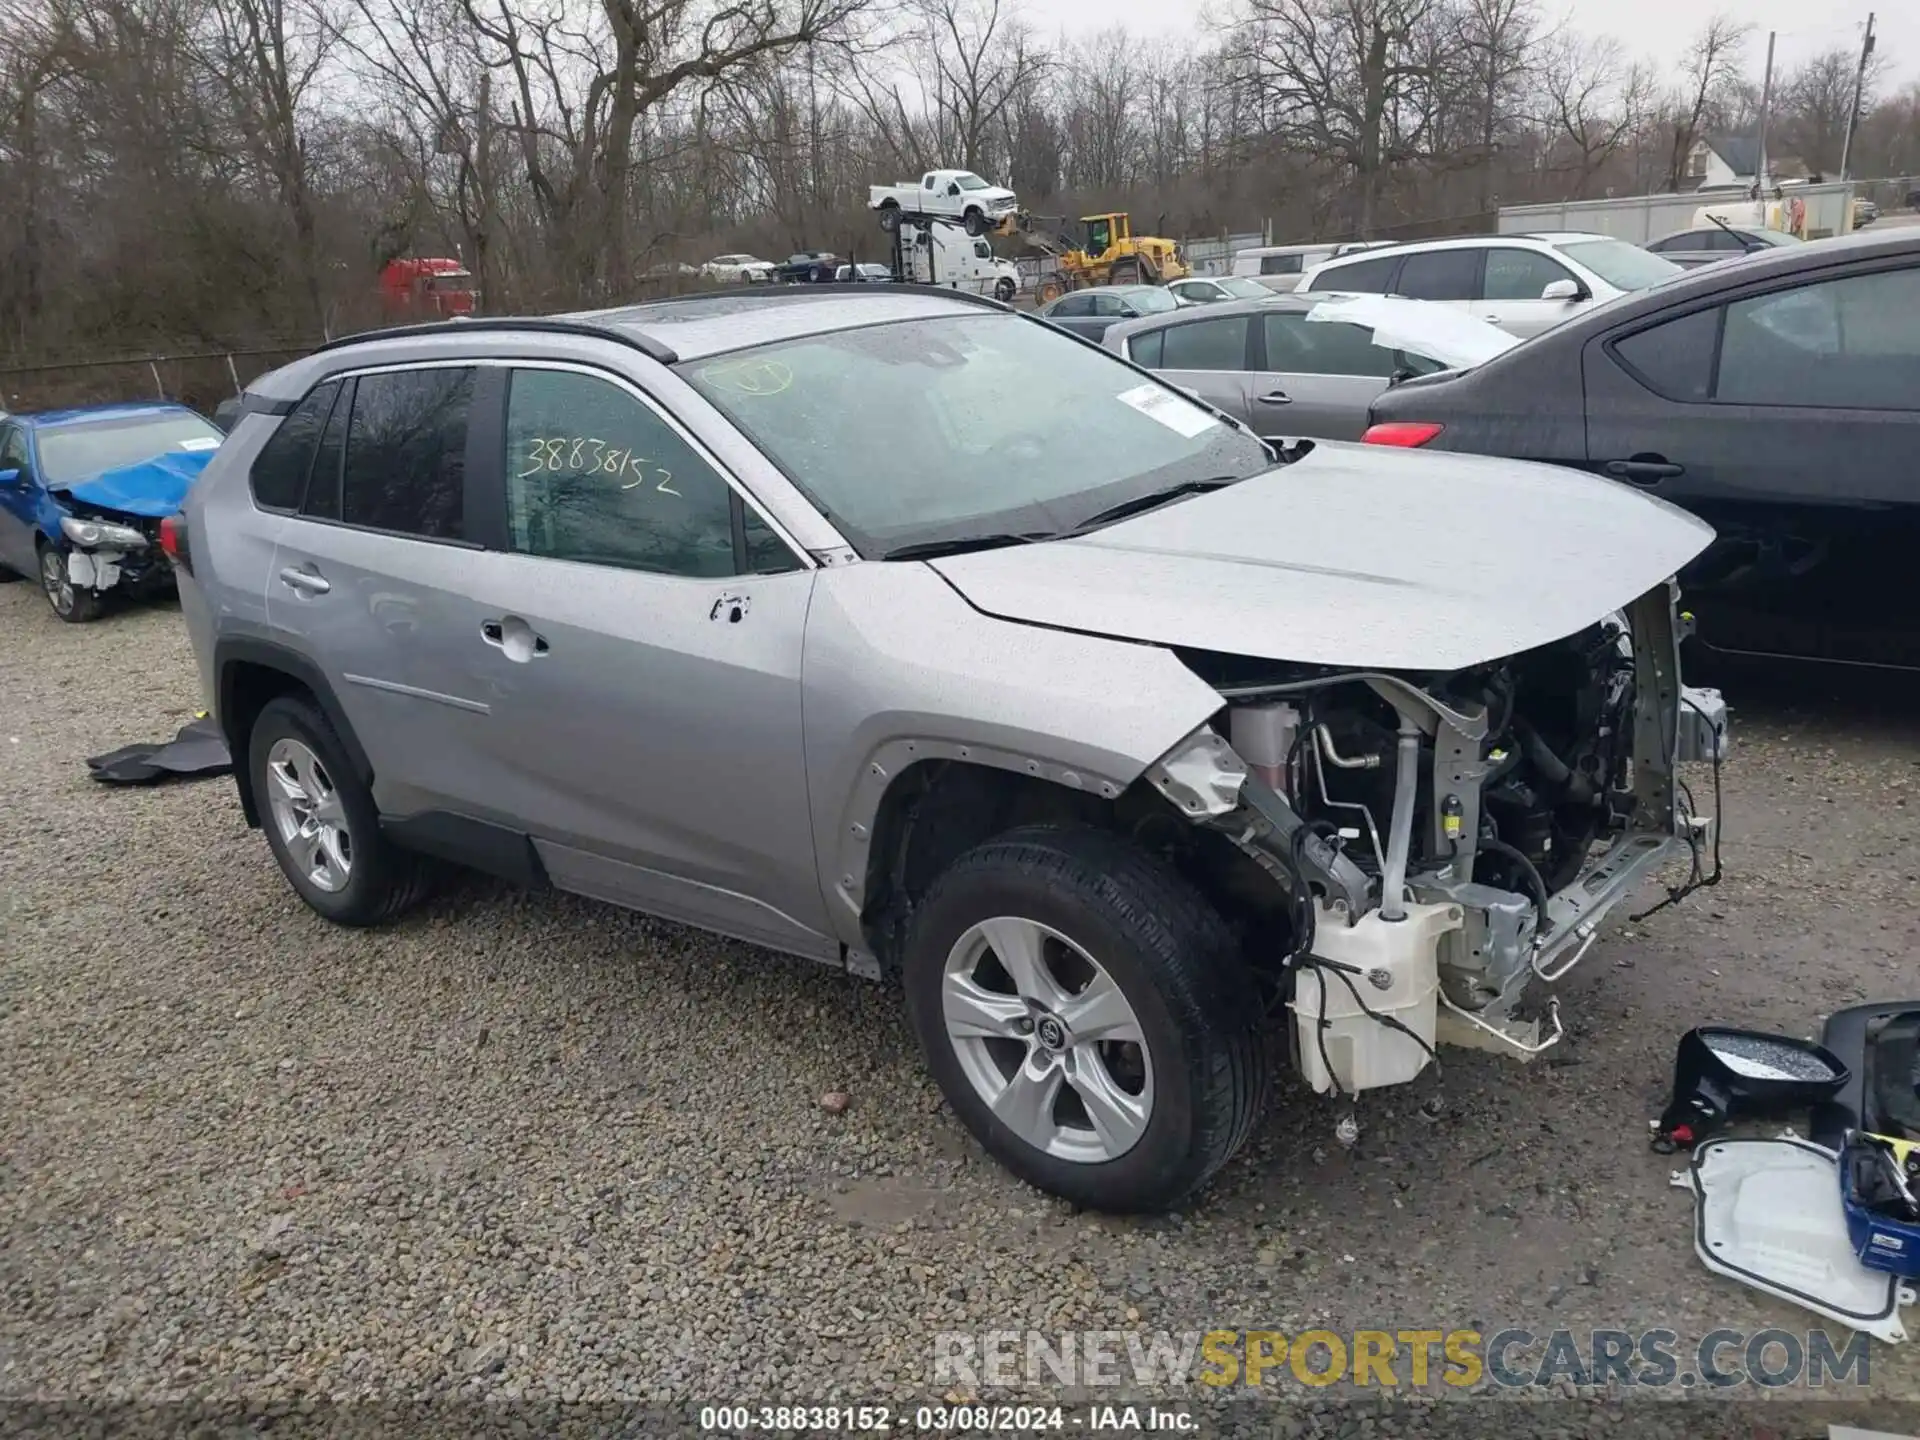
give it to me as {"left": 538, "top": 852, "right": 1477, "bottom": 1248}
{"left": 3, "top": 579, "right": 1919, "bottom": 1438}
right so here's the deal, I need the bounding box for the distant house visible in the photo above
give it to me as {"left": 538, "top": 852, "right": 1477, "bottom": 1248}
{"left": 1686, "top": 136, "right": 1810, "bottom": 190}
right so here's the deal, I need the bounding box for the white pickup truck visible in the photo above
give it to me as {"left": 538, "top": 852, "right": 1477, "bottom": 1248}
{"left": 869, "top": 170, "right": 1018, "bottom": 236}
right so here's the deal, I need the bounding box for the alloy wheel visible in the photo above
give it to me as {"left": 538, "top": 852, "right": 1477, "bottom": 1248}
{"left": 264, "top": 737, "right": 353, "bottom": 893}
{"left": 39, "top": 549, "right": 74, "bottom": 618}
{"left": 941, "top": 916, "right": 1154, "bottom": 1163}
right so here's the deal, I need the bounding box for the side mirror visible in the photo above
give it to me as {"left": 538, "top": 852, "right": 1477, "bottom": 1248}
{"left": 1540, "top": 278, "right": 1584, "bottom": 302}
{"left": 0, "top": 467, "right": 20, "bottom": 487}
{"left": 1653, "top": 1026, "right": 1850, "bottom": 1152}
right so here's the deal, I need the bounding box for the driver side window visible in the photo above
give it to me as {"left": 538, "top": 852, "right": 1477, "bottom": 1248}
{"left": 505, "top": 368, "right": 793, "bottom": 578}
{"left": 0, "top": 425, "right": 30, "bottom": 478}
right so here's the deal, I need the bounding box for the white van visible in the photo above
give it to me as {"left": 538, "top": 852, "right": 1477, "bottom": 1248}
{"left": 898, "top": 220, "right": 1021, "bottom": 302}
{"left": 1231, "top": 241, "right": 1394, "bottom": 293}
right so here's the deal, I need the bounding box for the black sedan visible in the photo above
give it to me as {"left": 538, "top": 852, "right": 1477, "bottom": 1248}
{"left": 1365, "top": 227, "right": 1920, "bottom": 670}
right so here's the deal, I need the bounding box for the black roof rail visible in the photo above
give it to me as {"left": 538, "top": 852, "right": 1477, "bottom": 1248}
{"left": 314, "top": 316, "right": 681, "bottom": 365}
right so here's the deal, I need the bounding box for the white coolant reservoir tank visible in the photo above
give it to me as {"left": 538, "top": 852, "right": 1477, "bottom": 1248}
{"left": 1291, "top": 900, "right": 1461, "bottom": 1095}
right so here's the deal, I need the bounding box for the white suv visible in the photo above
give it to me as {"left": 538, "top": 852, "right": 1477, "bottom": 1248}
{"left": 1299, "top": 233, "right": 1683, "bottom": 338}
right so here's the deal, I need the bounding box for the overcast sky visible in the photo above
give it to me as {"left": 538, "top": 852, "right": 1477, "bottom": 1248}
{"left": 1020, "top": 0, "right": 1911, "bottom": 87}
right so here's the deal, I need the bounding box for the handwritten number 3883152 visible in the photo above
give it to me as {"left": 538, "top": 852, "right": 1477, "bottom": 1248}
{"left": 519, "top": 437, "right": 680, "bottom": 496}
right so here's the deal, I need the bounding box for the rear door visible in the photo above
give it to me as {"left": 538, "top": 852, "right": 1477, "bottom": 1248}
{"left": 1478, "top": 246, "right": 1585, "bottom": 337}
{"left": 1392, "top": 249, "right": 1481, "bottom": 323}
{"left": 1583, "top": 253, "right": 1920, "bottom": 665}
{"left": 266, "top": 362, "right": 497, "bottom": 820}
{"left": 0, "top": 423, "right": 38, "bottom": 576}
{"left": 1248, "top": 310, "right": 1395, "bottom": 439}
{"left": 1144, "top": 314, "right": 1256, "bottom": 422}
{"left": 1301, "top": 252, "right": 1400, "bottom": 296}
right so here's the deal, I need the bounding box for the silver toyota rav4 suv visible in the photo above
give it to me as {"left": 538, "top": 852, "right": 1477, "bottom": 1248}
{"left": 173, "top": 286, "right": 1728, "bottom": 1212}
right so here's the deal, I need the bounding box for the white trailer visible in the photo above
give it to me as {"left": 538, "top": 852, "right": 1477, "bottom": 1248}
{"left": 1497, "top": 183, "right": 1856, "bottom": 244}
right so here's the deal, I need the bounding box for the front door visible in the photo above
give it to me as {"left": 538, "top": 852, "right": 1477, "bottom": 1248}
{"left": 460, "top": 362, "right": 831, "bottom": 957}
{"left": 1478, "top": 247, "right": 1586, "bottom": 339}
{"left": 0, "top": 424, "right": 41, "bottom": 576}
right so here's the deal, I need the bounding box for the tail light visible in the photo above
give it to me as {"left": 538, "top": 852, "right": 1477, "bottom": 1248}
{"left": 1361, "top": 421, "right": 1445, "bottom": 448}
{"left": 159, "top": 513, "right": 191, "bottom": 575}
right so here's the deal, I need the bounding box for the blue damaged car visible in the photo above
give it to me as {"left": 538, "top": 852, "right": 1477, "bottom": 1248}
{"left": 0, "top": 403, "right": 225, "bottom": 622}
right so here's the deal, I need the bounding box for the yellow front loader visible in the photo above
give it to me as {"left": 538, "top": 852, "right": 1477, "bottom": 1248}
{"left": 999, "top": 212, "right": 1190, "bottom": 304}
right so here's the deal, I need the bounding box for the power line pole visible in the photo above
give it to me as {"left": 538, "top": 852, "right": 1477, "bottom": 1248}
{"left": 1754, "top": 30, "right": 1777, "bottom": 196}
{"left": 1839, "top": 12, "right": 1876, "bottom": 181}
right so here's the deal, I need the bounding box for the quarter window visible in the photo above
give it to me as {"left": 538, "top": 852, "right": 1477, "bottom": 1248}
{"left": 504, "top": 368, "right": 739, "bottom": 578}
{"left": 1259, "top": 254, "right": 1304, "bottom": 276}
{"left": 1127, "top": 330, "right": 1165, "bottom": 367}
{"left": 339, "top": 368, "right": 473, "bottom": 539}
{"left": 1483, "top": 249, "right": 1576, "bottom": 301}
{"left": 1612, "top": 308, "right": 1719, "bottom": 403}
{"left": 1160, "top": 318, "right": 1249, "bottom": 372}
{"left": 249, "top": 381, "right": 339, "bottom": 510}
{"left": 1309, "top": 254, "right": 1396, "bottom": 293}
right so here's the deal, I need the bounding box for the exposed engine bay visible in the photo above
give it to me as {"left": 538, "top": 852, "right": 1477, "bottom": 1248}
{"left": 1148, "top": 582, "right": 1728, "bottom": 1091}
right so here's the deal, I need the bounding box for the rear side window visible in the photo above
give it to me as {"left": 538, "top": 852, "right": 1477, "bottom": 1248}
{"left": 339, "top": 368, "right": 474, "bottom": 540}
{"left": 1397, "top": 249, "right": 1481, "bottom": 302}
{"left": 1612, "top": 308, "right": 1720, "bottom": 403}
{"left": 1259, "top": 254, "right": 1304, "bottom": 276}
{"left": 1309, "top": 254, "right": 1397, "bottom": 293}
{"left": 1262, "top": 312, "right": 1397, "bottom": 377}
{"left": 1160, "top": 317, "right": 1249, "bottom": 372}
{"left": 249, "top": 381, "right": 339, "bottom": 510}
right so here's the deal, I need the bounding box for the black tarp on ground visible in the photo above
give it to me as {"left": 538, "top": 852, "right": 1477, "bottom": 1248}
{"left": 86, "top": 714, "right": 231, "bottom": 785}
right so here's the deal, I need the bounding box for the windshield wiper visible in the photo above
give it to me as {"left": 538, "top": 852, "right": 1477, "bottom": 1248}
{"left": 1066, "top": 477, "right": 1240, "bottom": 537}
{"left": 882, "top": 532, "right": 1050, "bottom": 562}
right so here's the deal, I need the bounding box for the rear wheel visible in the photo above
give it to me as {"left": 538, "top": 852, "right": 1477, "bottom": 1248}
{"left": 877, "top": 202, "right": 901, "bottom": 234}
{"left": 249, "top": 694, "right": 433, "bottom": 926}
{"left": 903, "top": 825, "right": 1268, "bottom": 1212}
{"left": 993, "top": 277, "right": 1016, "bottom": 304}
{"left": 1036, "top": 273, "right": 1068, "bottom": 306}
{"left": 38, "top": 544, "right": 102, "bottom": 623}
{"left": 1110, "top": 258, "right": 1143, "bottom": 286}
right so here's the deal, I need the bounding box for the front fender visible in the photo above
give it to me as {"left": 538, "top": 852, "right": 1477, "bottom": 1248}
{"left": 802, "top": 563, "right": 1225, "bottom": 944}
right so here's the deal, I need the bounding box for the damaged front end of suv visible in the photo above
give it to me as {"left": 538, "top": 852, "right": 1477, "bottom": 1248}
{"left": 1148, "top": 580, "right": 1728, "bottom": 1084}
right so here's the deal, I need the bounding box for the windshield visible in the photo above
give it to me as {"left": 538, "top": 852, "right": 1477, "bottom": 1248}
{"left": 956, "top": 173, "right": 990, "bottom": 191}
{"left": 1216, "top": 277, "right": 1273, "bottom": 300}
{"left": 1750, "top": 229, "right": 1802, "bottom": 247}
{"left": 685, "top": 312, "right": 1272, "bottom": 557}
{"left": 36, "top": 413, "right": 222, "bottom": 485}
{"left": 1554, "top": 239, "right": 1683, "bottom": 291}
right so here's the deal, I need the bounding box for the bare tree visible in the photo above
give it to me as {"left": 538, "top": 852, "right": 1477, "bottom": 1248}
{"left": 1536, "top": 31, "right": 1649, "bottom": 198}
{"left": 1662, "top": 14, "right": 1747, "bottom": 192}
{"left": 1453, "top": 0, "right": 1534, "bottom": 209}
{"left": 1228, "top": 0, "right": 1448, "bottom": 235}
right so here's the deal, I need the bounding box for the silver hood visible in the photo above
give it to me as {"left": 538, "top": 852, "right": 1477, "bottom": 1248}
{"left": 928, "top": 443, "right": 1715, "bottom": 672}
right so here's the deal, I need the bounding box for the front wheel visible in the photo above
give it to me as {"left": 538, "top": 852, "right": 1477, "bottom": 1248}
{"left": 39, "top": 544, "right": 102, "bottom": 623}
{"left": 903, "top": 826, "right": 1268, "bottom": 1212}
{"left": 964, "top": 208, "right": 987, "bottom": 237}
{"left": 993, "top": 277, "right": 1016, "bottom": 304}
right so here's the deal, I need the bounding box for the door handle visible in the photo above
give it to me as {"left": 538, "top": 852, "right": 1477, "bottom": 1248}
{"left": 1605, "top": 459, "right": 1684, "bottom": 485}
{"left": 278, "top": 565, "right": 330, "bottom": 595}
{"left": 1255, "top": 390, "right": 1293, "bottom": 405}
{"left": 482, "top": 616, "right": 550, "bottom": 661}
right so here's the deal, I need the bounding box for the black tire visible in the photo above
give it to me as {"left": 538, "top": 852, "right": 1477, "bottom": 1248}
{"left": 1109, "top": 259, "right": 1142, "bottom": 286}
{"left": 248, "top": 693, "right": 433, "bottom": 926}
{"left": 964, "top": 208, "right": 987, "bottom": 237}
{"left": 877, "top": 202, "right": 901, "bottom": 233}
{"left": 902, "top": 825, "right": 1268, "bottom": 1212}
{"left": 993, "top": 277, "right": 1016, "bottom": 304}
{"left": 0, "top": 564, "right": 20, "bottom": 583}
{"left": 38, "top": 543, "right": 102, "bottom": 623}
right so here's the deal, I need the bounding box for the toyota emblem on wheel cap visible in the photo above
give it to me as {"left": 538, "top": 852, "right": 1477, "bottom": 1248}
{"left": 1036, "top": 1016, "right": 1068, "bottom": 1050}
